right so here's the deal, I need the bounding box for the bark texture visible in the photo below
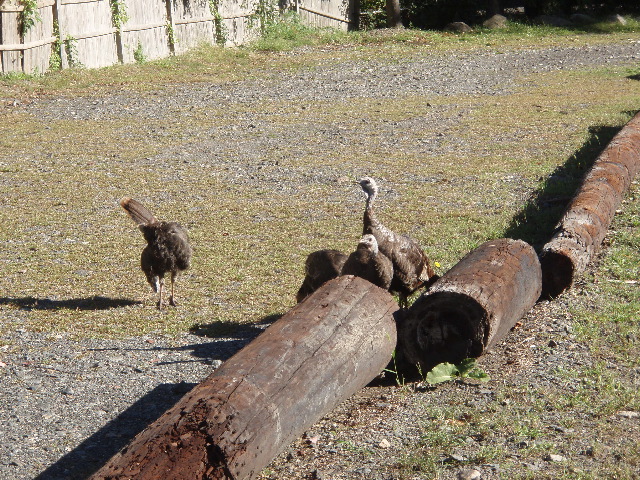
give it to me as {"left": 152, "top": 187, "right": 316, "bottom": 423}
{"left": 396, "top": 239, "right": 541, "bottom": 377}
{"left": 540, "top": 111, "right": 640, "bottom": 298}
{"left": 90, "top": 275, "right": 398, "bottom": 480}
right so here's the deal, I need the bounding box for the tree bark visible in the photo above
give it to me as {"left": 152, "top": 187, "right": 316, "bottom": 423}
{"left": 487, "top": 0, "right": 502, "bottom": 17}
{"left": 396, "top": 239, "right": 541, "bottom": 378}
{"left": 540, "top": 111, "right": 640, "bottom": 298}
{"left": 386, "top": 0, "right": 403, "bottom": 28}
{"left": 90, "top": 275, "right": 398, "bottom": 480}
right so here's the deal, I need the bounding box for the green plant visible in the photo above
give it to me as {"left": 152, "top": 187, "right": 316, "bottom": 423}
{"left": 208, "top": 0, "right": 228, "bottom": 45}
{"left": 383, "top": 349, "right": 406, "bottom": 387}
{"left": 64, "top": 35, "right": 83, "bottom": 68}
{"left": 109, "top": 0, "right": 129, "bottom": 31}
{"left": 166, "top": 21, "right": 176, "bottom": 50}
{"left": 49, "top": 21, "right": 62, "bottom": 71}
{"left": 425, "top": 358, "right": 490, "bottom": 385}
{"left": 133, "top": 42, "right": 146, "bottom": 63}
{"left": 248, "top": 0, "right": 279, "bottom": 36}
{"left": 19, "top": 0, "right": 42, "bottom": 36}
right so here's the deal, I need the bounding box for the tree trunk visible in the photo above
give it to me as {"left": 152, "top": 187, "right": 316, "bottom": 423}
{"left": 540, "top": 111, "right": 640, "bottom": 298}
{"left": 487, "top": 0, "right": 502, "bottom": 17}
{"left": 386, "top": 0, "right": 403, "bottom": 28}
{"left": 90, "top": 275, "right": 398, "bottom": 480}
{"left": 396, "top": 239, "right": 541, "bottom": 378}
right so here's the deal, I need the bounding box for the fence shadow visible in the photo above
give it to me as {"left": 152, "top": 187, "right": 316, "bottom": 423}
{"left": 33, "top": 382, "right": 196, "bottom": 480}
{"left": 0, "top": 296, "right": 140, "bottom": 311}
{"left": 503, "top": 124, "right": 621, "bottom": 251}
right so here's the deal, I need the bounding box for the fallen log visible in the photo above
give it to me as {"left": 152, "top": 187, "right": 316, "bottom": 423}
{"left": 540, "top": 111, "right": 640, "bottom": 298}
{"left": 396, "top": 238, "right": 541, "bottom": 378}
{"left": 90, "top": 275, "right": 398, "bottom": 480}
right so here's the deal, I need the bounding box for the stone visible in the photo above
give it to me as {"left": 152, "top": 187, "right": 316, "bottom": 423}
{"left": 616, "top": 410, "right": 639, "bottom": 419}
{"left": 378, "top": 438, "right": 391, "bottom": 448}
{"left": 457, "top": 468, "right": 482, "bottom": 480}
{"left": 446, "top": 22, "right": 473, "bottom": 33}
{"left": 483, "top": 14, "right": 508, "bottom": 29}
{"left": 545, "top": 453, "right": 566, "bottom": 462}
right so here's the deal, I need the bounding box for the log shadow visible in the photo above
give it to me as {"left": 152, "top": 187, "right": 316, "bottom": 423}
{"left": 33, "top": 382, "right": 196, "bottom": 480}
{"left": 0, "top": 296, "right": 141, "bottom": 311}
{"left": 112, "top": 313, "right": 285, "bottom": 366}
{"left": 503, "top": 124, "right": 621, "bottom": 251}
{"left": 189, "top": 313, "right": 280, "bottom": 339}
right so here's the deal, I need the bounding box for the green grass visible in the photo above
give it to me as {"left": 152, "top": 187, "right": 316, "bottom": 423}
{"left": 0, "top": 27, "right": 638, "bottom": 338}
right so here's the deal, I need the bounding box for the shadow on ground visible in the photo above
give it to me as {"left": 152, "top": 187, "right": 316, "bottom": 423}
{"left": 34, "top": 382, "right": 196, "bottom": 480}
{"left": 503, "top": 124, "right": 621, "bottom": 250}
{"left": 34, "top": 313, "right": 284, "bottom": 479}
{"left": 0, "top": 296, "right": 141, "bottom": 311}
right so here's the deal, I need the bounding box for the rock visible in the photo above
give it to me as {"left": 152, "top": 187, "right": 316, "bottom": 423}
{"left": 457, "top": 468, "right": 482, "bottom": 480}
{"left": 535, "top": 15, "right": 573, "bottom": 27}
{"left": 616, "top": 410, "right": 639, "bottom": 419}
{"left": 545, "top": 453, "right": 566, "bottom": 462}
{"left": 447, "top": 453, "right": 468, "bottom": 462}
{"left": 378, "top": 438, "right": 391, "bottom": 448}
{"left": 483, "top": 14, "right": 507, "bottom": 29}
{"left": 446, "top": 22, "right": 473, "bottom": 33}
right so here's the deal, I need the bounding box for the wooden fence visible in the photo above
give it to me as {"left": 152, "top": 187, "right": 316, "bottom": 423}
{"left": 0, "top": 0, "right": 357, "bottom": 74}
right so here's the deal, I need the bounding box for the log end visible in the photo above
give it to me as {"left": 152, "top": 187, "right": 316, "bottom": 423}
{"left": 395, "top": 292, "right": 487, "bottom": 380}
{"left": 539, "top": 249, "right": 575, "bottom": 299}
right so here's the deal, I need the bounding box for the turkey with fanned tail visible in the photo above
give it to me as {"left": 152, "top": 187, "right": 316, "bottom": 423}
{"left": 120, "top": 197, "right": 192, "bottom": 309}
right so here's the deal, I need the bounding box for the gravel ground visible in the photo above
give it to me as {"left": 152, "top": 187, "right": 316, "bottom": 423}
{"left": 1, "top": 38, "right": 639, "bottom": 480}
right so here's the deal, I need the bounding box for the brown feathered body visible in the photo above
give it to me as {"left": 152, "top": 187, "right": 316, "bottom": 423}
{"left": 358, "top": 177, "right": 436, "bottom": 307}
{"left": 120, "top": 197, "right": 192, "bottom": 308}
{"left": 341, "top": 234, "right": 393, "bottom": 290}
{"left": 296, "top": 249, "right": 348, "bottom": 303}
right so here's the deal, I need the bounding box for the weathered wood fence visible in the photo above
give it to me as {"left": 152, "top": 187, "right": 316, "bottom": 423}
{"left": 0, "top": 0, "right": 357, "bottom": 74}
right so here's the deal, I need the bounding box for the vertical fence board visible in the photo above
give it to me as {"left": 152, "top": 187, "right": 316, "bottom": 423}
{"left": 1, "top": 1, "right": 24, "bottom": 73}
{"left": 120, "top": 0, "right": 169, "bottom": 63}
{"left": 218, "top": 0, "right": 259, "bottom": 46}
{"left": 298, "top": 0, "right": 353, "bottom": 30}
{"left": 22, "top": 0, "right": 54, "bottom": 73}
{"left": 170, "top": 0, "right": 215, "bottom": 54}
{"left": 57, "top": 0, "right": 118, "bottom": 69}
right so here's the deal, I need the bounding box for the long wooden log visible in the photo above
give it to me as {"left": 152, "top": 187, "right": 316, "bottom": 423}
{"left": 396, "top": 239, "right": 541, "bottom": 378}
{"left": 90, "top": 275, "right": 398, "bottom": 480}
{"left": 540, "top": 111, "right": 640, "bottom": 298}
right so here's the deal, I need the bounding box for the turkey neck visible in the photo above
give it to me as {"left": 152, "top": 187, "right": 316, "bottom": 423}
{"left": 363, "top": 188, "right": 382, "bottom": 233}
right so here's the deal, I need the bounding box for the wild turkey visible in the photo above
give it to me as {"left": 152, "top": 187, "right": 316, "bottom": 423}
{"left": 357, "top": 177, "right": 437, "bottom": 307}
{"left": 296, "top": 249, "right": 348, "bottom": 303}
{"left": 120, "top": 197, "right": 192, "bottom": 309}
{"left": 341, "top": 234, "right": 394, "bottom": 290}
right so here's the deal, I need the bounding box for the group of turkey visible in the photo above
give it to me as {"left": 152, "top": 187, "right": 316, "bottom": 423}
{"left": 119, "top": 177, "right": 437, "bottom": 310}
{"left": 296, "top": 177, "right": 438, "bottom": 308}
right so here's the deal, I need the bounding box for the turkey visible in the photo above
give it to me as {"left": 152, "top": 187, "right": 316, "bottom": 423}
{"left": 296, "top": 249, "right": 348, "bottom": 303}
{"left": 120, "top": 197, "right": 192, "bottom": 309}
{"left": 341, "top": 234, "right": 394, "bottom": 290}
{"left": 357, "top": 177, "right": 437, "bottom": 307}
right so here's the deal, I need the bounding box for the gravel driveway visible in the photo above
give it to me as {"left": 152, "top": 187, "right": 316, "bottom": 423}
{"left": 1, "top": 37, "right": 639, "bottom": 480}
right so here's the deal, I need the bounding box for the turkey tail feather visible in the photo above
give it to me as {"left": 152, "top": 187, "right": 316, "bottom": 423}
{"left": 120, "top": 197, "right": 157, "bottom": 225}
